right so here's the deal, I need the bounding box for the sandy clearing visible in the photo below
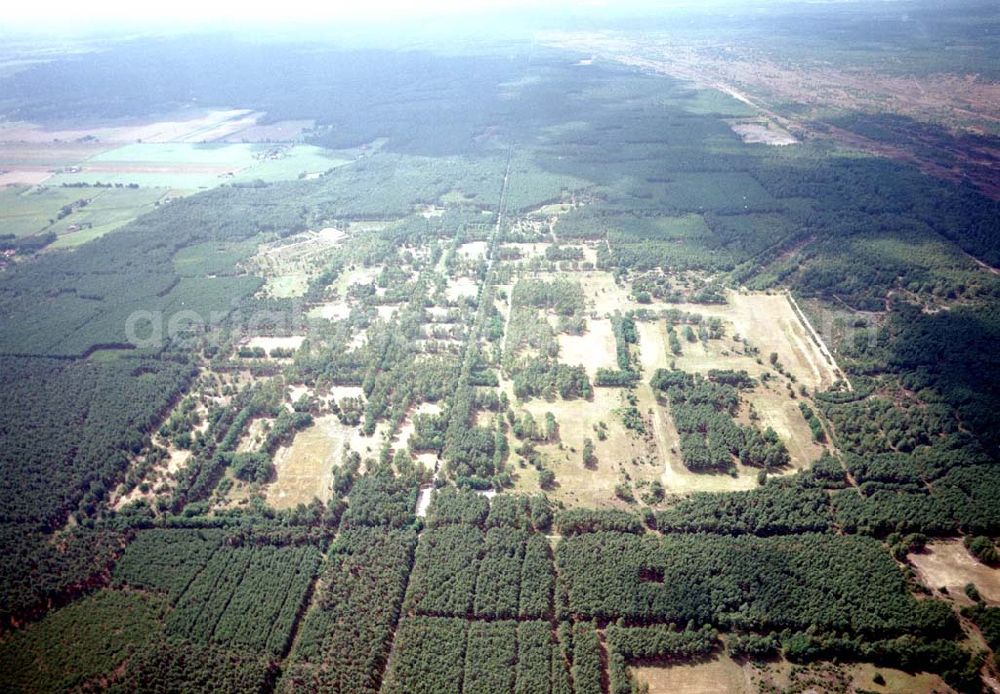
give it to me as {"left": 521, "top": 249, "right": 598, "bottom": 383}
{"left": 265, "top": 414, "right": 387, "bottom": 509}
{"left": 336, "top": 265, "right": 379, "bottom": 294}
{"left": 502, "top": 242, "right": 551, "bottom": 260}
{"left": 328, "top": 385, "right": 365, "bottom": 402}
{"left": 457, "top": 241, "right": 489, "bottom": 260}
{"left": 633, "top": 655, "right": 752, "bottom": 694}
{"left": 635, "top": 318, "right": 817, "bottom": 488}
{"left": 308, "top": 300, "right": 350, "bottom": 321}
{"left": 511, "top": 388, "right": 662, "bottom": 508}
{"left": 743, "top": 388, "right": 825, "bottom": 469}
{"left": 392, "top": 402, "right": 443, "bottom": 450}
{"left": 247, "top": 335, "right": 305, "bottom": 353}
{"left": 288, "top": 385, "right": 311, "bottom": 403}
{"left": 267, "top": 414, "right": 345, "bottom": 508}
{"left": 582, "top": 270, "right": 631, "bottom": 315}
{"left": 559, "top": 319, "right": 617, "bottom": 378}
{"left": 416, "top": 452, "right": 440, "bottom": 478}
{"left": 445, "top": 276, "right": 479, "bottom": 302}
{"left": 664, "top": 291, "right": 840, "bottom": 391}
{"left": 728, "top": 120, "right": 798, "bottom": 146}
{"left": 221, "top": 119, "right": 316, "bottom": 143}
{"left": 910, "top": 540, "right": 1000, "bottom": 606}
{"left": 236, "top": 417, "right": 273, "bottom": 453}
{"left": 415, "top": 486, "right": 434, "bottom": 517}
{"left": 847, "top": 663, "right": 955, "bottom": 694}
{"left": 656, "top": 397, "right": 761, "bottom": 494}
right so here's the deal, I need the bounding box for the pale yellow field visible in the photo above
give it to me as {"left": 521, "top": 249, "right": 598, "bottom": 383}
{"left": 457, "top": 241, "right": 488, "bottom": 260}
{"left": 392, "top": 402, "right": 443, "bottom": 450}
{"left": 0, "top": 108, "right": 256, "bottom": 144}
{"left": 307, "top": 299, "right": 351, "bottom": 321}
{"left": 236, "top": 417, "right": 274, "bottom": 453}
{"left": 633, "top": 656, "right": 752, "bottom": 694}
{"left": 848, "top": 663, "right": 955, "bottom": 694}
{"left": 910, "top": 540, "right": 1000, "bottom": 606}
{"left": 246, "top": 335, "right": 305, "bottom": 354}
{"left": 445, "top": 275, "right": 479, "bottom": 302}
{"left": 558, "top": 318, "right": 616, "bottom": 378}
{"left": 743, "top": 387, "right": 825, "bottom": 468}
{"left": 510, "top": 388, "right": 662, "bottom": 508}
{"left": 265, "top": 414, "right": 387, "bottom": 509}
{"left": 581, "top": 269, "right": 630, "bottom": 315}
{"left": 665, "top": 291, "right": 840, "bottom": 391}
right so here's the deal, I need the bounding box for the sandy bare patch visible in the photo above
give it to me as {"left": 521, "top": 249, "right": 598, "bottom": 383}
{"left": 445, "top": 276, "right": 479, "bottom": 302}
{"left": 559, "top": 319, "right": 617, "bottom": 378}
{"left": 308, "top": 300, "right": 350, "bottom": 321}
{"left": 633, "top": 655, "right": 752, "bottom": 694}
{"left": 457, "top": 241, "right": 489, "bottom": 261}
{"left": 582, "top": 270, "right": 631, "bottom": 315}
{"left": 247, "top": 335, "right": 305, "bottom": 353}
{"left": 633, "top": 318, "right": 817, "bottom": 490}
{"left": 729, "top": 119, "right": 798, "bottom": 146}
{"left": 392, "top": 402, "right": 443, "bottom": 450}
{"left": 237, "top": 417, "right": 273, "bottom": 453}
{"left": 665, "top": 291, "right": 840, "bottom": 391}
{"left": 502, "top": 242, "right": 551, "bottom": 260}
{"left": 511, "top": 388, "right": 662, "bottom": 508}
{"left": 337, "top": 265, "right": 379, "bottom": 294}
{"left": 415, "top": 486, "right": 434, "bottom": 517}
{"left": 847, "top": 663, "right": 955, "bottom": 694}
{"left": 743, "top": 388, "right": 825, "bottom": 469}
{"left": 327, "top": 385, "right": 365, "bottom": 402}
{"left": 266, "top": 412, "right": 388, "bottom": 510}
{"left": 910, "top": 540, "right": 1000, "bottom": 606}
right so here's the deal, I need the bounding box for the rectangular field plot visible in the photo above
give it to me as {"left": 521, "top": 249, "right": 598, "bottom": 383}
{"left": 262, "top": 413, "right": 387, "bottom": 509}
{"left": 666, "top": 291, "right": 841, "bottom": 391}
{"left": 558, "top": 318, "right": 617, "bottom": 378}
{"left": 632, "top": 656, "right": 753, "bottom": 694}
{"left": 510, "top": 387, "right": 665, "bottom": 508}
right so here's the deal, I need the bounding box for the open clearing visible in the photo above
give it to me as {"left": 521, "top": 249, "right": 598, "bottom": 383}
{"left": 666, "top": 290, "right": 841, "bottom": 391}
{"left": 635, "top": 315, "right": 822, "bottom": 489}
{"left": 457, "top": 241, "right": 488, "bottom": 261}
{"left": 909, "top": 540, "right": 1000, "bottom": 606}
{"left": 510, "top": 388, "right": 663, "bottom": 508}
{"left": 728, "top": 119, "right": 798, "bottom": 146}
{"left": 246, "top": 335, "right": 305, "bottom": 354}
{"left": 445, "top": 275, "right": 479, "bottom": 302}
{"left": 848, "top": 663, "right": 955, "bottom": 694}
{"left": 559, "top": 318, "right": 616, "bottom": 378}
{"left": 265, "top": 414, "right": 387, "bottom": 509}
{"left": 632, "top": 655, "right": 752, "bottom": 694}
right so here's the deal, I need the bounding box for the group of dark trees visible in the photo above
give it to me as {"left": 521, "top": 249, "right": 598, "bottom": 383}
{"left": 652, "top": 368, "right": 790, "bottom": 472}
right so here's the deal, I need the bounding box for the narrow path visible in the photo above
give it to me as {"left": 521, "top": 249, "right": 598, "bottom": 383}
{"left": 785, "top": 290, "right": 852, "bottom": 391}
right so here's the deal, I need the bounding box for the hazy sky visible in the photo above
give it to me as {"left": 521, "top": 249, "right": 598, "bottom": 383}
{"left": 2, "top": 0, "right": 621, "bottom": 29}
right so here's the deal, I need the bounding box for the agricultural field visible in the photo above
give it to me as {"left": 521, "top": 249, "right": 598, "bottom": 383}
{"left": 2, "top": 12, "right": 1000, "bottom": 694}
